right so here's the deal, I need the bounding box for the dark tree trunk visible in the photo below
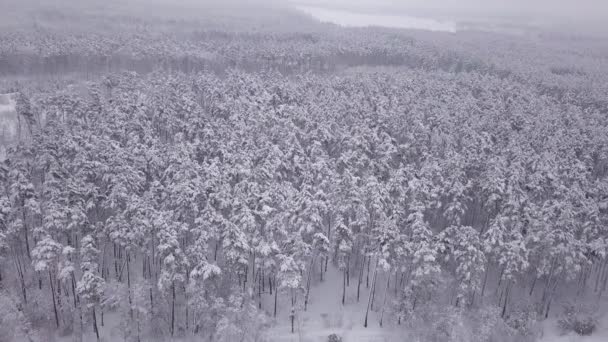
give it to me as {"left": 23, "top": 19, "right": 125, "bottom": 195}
{"left": 357, "top": 254, "right": 364, "bottom": 302}
{"left": 364, "top": 258, "right": 379, "bottom": 328}
{"left": 366, "top": 256, "right": 371, "bottom": 289}
{"left": 342, "top": 267, "right": 346, "bottom": 305}
{"left": 274, "top": 281, "right": 278, "bottom": 318}
{"left": 346, "top": 254, "right": 350, "bottom": 287}
{"left": 171, "top": 282, "right": 176, "bottom": 337}
{"left": 92, "top": 307, "right": 100, "bottom": 341}
{"left": 49, "top": 270, "right": 60, "bottom": 328}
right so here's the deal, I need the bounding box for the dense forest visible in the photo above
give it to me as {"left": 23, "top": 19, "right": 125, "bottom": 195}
{"left": 1, "top": 1, "right": 608, "bottom": 341}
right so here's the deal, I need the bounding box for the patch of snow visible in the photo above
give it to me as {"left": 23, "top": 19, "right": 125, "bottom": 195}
{"left": 539, "top": 315, "right": 608, "bottom": 342}
{"left": 264, "top": 265, "right": 402, "bottom": 342}
{"left": 0, "top": 93, "right": 17, "bottom": 161}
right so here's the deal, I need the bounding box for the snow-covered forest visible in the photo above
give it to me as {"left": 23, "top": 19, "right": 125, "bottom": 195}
{"left": 1, "top": 0, "right": 608, "bottom": 341}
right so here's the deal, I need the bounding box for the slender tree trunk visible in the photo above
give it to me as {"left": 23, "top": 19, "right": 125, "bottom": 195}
{"left": 545, "top": 279, "right": 560, "bottom": 318}
{"left": 12, "top": 253, "right": 27, "bottom": 303}
{"left": 320, "top": 257, "right": 324, "bottom": 282}
{"left": 305, "top": 256, "right": 315, "bottom": 311}
{"left": 379, "top": 273, "right": 391, "bottom": 327}
{"left": 357, "top": 254, "right": 364, "bottom": 302}
{"left": 259, "top": 271, "right": 263, "bottom": 310}
{"left": 370, "top": 265, "right": 379, "bottom": 311}
{"left": 530, "top": 276, "right": 537, "bottom": 296}
{"left": 92, "top": 307, "right": 100, "bottom": 341}
{"left": 274, "top": 280, "right": 278, "bottom": 318}
{"left": 364, "top": 257, "right": 379, "bottom": 328}
{"left": 290, "top": 289, "right": 295, "bottom": 334}
{"left": 171, "top": 282, "right": 176, "bottom": 337}
{"left": 127, "top": 254, "right": 133, "bottom": 320}
{"left": 325, "top": 217, "right": 331, "bottom": 272}
{"left": 22, "top": 206, "right": 31, "bottom": 259}
{"left": 269, "top": 275, "right": 273, "bottom": 295}
{"left": 501, "top": 281, "right": 511, "bottom": 318}
{"left": 342, "top": 266, "right": 346, "bottom": 305}
{"left": 346, "top": 254, "right": 350, "bottom": 286}
{"left": 49, "top": 270, "right": 60, "bottom": 328}
{"left": 366, "top": 256, "right": 371, "bottom": 289}
{"left": 480, "top": 266, "right": 489, "bottom": 303}
{"left": 71, "top": 273, "right": 78, "bottom": 307}
{"left": 114, "top": 244, "right": 118, "bottom": 279}
{"left": 186, "top": 289, "right": 190, "bottom": 335}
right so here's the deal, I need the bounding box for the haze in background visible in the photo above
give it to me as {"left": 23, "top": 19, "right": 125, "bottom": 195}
{"left": 292, "top": 0, "right": 608, "bottom": 34}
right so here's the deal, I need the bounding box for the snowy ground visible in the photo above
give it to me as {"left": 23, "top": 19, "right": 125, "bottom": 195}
{"left": 539, "top": 315, "right": 608, "bottom": 342}
{"left": 0, "top": 93, "right": 17, "bottom": 160}
{"left": 263, "top": 265, "right": 403, "bottom": 342}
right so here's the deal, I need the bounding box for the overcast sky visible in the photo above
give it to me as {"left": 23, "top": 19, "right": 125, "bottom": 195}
{"left": 292, "top": 0, "right": 608, "bottom": 21}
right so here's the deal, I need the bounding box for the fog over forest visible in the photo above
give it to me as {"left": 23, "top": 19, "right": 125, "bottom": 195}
{"left": 1, "top": 1, "right": 608, "bottom": 342}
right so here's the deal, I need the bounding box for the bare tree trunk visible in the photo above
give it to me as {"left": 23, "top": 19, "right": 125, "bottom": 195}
{"left": 529, "top": 276, "right": 537, "bottom": 296}
{"left": 357, "top": 254, "right": 364, "bottom": 302}
{"left": 22, "top": 205, "right": 31, "bottom": 259}
{"left": 366, "top": 256, "right": 371, "bottom": 289}
{"left": 49, "top": 270, "right": 60, "bottom": 328}
{"left": 501, "top": 281, "right": 511, "bottom": 318}
{"left": 346, "top": 254, "right": 350, "bottom": 286}
{"left": 320, "top": 257, "right": 324, "bottom": 282}
{"left": 325, "top": 217, "right": 331, "bottom": 272}
{"left": 269, "top": 275, "right": 273, "bottom": 295}
{"left": 290, "top": 289, "right": 295, "bottom": 334}
{"left": 274, "top": 279, "right": 278, "bottom": 318}
{"left": 171, "top": 282, "right": 176, "bottom": 337}
{"left": 364, "top": 257, "right": 379, "bottom": 328}
{"left": 342, "top": 266, "right": 346, "bottom": 305}
{"left": 371, "top": 266, "right": 379, "bottom": 311}
{"left": 92, "top": 307, "right": 100, "bottom": 341}
{"left": 480, "top": 266, "right": 489, "bottom": 303}
{"left": 379, "top": 273, "right": 391, "bottom": 327}
{"left": 14, "top": 254, "right": 28, "bottom": 303}
{"left": 259, "top": 271, "right": 263, "bottom": 310}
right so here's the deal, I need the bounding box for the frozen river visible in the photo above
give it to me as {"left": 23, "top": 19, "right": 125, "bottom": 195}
{"left": 297, "top": 5, "right": 457, "bottom": 32}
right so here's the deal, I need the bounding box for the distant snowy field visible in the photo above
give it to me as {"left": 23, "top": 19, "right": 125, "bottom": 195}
{"left": 296, "top": 6, "right": 457, "bottom": 32}
{"left": 0, "top": 93, "right": 17, "bottom": 160}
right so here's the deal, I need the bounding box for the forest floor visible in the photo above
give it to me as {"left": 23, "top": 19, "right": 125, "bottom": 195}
{"left": 539, "top": 317, "right": 608, "bottom": 342}
{"left": 263, "top": 265, "right": 402, "bottom": 342}
{"left": 51, "top": 264, "right": 608, "bottom": 342}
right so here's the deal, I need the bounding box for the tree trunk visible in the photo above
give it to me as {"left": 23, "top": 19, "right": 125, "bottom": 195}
{"left": 325, "top": 217, "right": 331, "bottom": 272}
{"left": 370, "top": 264, "right": 378, "bottom": 311}
{"left": 269, "top": 275, "right": 273, "bottom": 295}
{"left": 259, "top": 271, "right": 263, "bottom": 310}
{"left": 92, "top": 307, "right": 100, "bottom": 341}
{"left": 49, "top": 270, "right": 60, "bottom": 328}
{"left": 480, "top": 266, "right": 489, "bottom": 303}
{"left": 171, "top": 282, "right": 176, "bottom": 337}
{"left": 366, "top": 256, "right": 371, "bottom": 289}
{"left": 342, "top": 267, "right": 346, "bottom": 305}
{"left": 379, "top": 273, "right": 391, "bottom": 327}
{"left": 529, "top": 276, "right": 537, "bottom": 296}
{"left": 364, "top": 257, "right": 379, "bottom": 328}
{"left": 290, "top": 289, "right": 296, "bottom": 334}
{"left": 22, "top": 206, "right": 31, "bottom": 259}
{"left": 357, "top": 254, "right": 364, "bottom": 302}
{"left": 274, "top": 280, "right": 278, "bottom": 318}
{"left": 305, "top": 256, "right": 315, "bottom": 311}
{"left": 501, "top": 281, "right": 511, "bottom": 318}
{"left": 346, "top": 254, "right": 350, "bottom": 287}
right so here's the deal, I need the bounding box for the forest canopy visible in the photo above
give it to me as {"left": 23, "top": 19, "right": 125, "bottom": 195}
{"left": 0, "top": 1, "right": 607, "bottom": 342}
